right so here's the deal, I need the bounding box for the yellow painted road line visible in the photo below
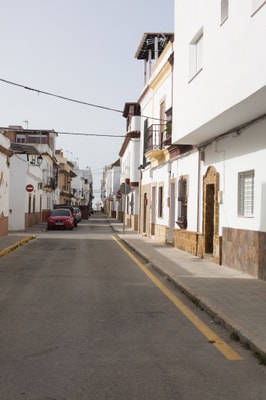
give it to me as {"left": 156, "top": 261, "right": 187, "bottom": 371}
{"left": 0, "top": 236, "right": 36, "bottom": 258}
{"left": 113, "top": 235, "right": 243, "bottom": 361}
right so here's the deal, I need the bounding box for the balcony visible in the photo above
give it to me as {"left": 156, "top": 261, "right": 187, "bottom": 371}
{"left": 43, "top": 177, "right": 57, "bottom": 191}
{"left": 61, "top": 185, "right": 70, "bottom": 195}
{"left": 144, "top": 124, "right": 172, "bottom": 151}
{"left": 144, "top": 124, "right": 172, "bottom": 165}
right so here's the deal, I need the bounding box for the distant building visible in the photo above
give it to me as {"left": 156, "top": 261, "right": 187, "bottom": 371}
{"left": 0, "top": 132, "right": 12, "bottom": 235}
{"left": 4, "top": 126, "right": 58, "bottom": 231}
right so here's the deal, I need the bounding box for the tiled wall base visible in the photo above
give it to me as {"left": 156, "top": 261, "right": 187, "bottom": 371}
{"left": 0, "top": 216, "right": 8, "bottom": 236}
{"left": 223, "top": 227, "right": 266, "bottom": 280}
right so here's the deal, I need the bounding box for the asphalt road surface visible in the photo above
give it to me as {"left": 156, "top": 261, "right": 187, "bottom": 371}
{"left": 0, "top": 214, "right": 265, "bottom": 399}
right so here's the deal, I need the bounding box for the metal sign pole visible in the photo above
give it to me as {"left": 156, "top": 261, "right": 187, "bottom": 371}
{"left": 119, "top": 182, "right": 131, "bottom": 235}
{"left": 123, "top": 193, "right": 126, "bottom": 234}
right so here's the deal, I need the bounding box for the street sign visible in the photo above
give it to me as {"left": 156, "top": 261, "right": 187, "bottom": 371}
{"left": 119, "top": 183, "right": 131, "bottom": 195}
{"left": 25, "top": 184, "right": 34, "bottom": 192}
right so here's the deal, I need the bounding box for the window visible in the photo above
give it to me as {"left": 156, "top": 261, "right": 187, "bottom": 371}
{"left": 189, "top": 28, "right": 203, "bottom": 80}
{"left": 251, "top": 0, "right": 266, "bottom": 15}
{"left": 238, "top": 170, "right": 254, "bottom": 217}
{"left": 143, "top": 118, "right": 149, "bottom": 165}
{"left": 130, "top": 193, "right": 134, "bottom": 215}
{"left": 221, "top": 0, "right": 229, "bottom": 24}
{"left": 177, "top": 177, "right": 188, "bottom": 229}
{"left": 16, "top": 134, "right": 25, "bottom": 143}
{"left": 158, "top": 185, "right": 163, "bottom": 218}
{"left": 28, "top": 135, "right": 47, "bottom": 144}
{"left": 160, "top": 98, "right": 166, "bottom": 135}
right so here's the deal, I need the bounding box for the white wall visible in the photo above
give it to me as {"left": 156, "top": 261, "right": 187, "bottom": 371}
{"left": 204, "top": 119, "right": 266, "bottom": 233}
{"left": 173, "top": 0, "right": 266, "bottom": 143}
{"left": 9, "top": 154, "right": 43, "bottom": 230}
{"left": 0, "top": 134, "right": 10, "bottom": 218}
{"left": 9, "top": 155, "right": 27, "bottom": 230}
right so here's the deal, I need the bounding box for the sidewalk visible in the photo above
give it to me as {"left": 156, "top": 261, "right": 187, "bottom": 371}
{"left": 110, "top": 220, "right": 266, "bottom": 361}
{"left": 1, "top": 219, "right": 266, "bottom": 361}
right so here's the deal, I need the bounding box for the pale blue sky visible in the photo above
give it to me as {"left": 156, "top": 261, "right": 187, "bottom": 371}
{"left": 1, "top": 0, "right": 174, "bottom": 197}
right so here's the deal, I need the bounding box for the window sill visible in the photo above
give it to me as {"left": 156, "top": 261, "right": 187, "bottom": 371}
{"left": 251, "top": 0, "right": 266, "bottom": 16}
{"left": 188, "top": 67, "right": 203, "bottom": 84}
{"left": 220, "top": 16, "right": 228, "bottom": 26}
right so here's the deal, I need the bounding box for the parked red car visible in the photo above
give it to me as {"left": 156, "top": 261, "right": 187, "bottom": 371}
{"left": 47, "top": 208, "right": 74, "bottom": 230}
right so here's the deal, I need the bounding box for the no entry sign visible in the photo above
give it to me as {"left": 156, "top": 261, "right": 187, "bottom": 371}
{"left": 25, "top": 184, "right": 34, "bottom": 192}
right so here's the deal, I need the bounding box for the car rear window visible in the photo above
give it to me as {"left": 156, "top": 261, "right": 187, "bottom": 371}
{"left": 52, "top": 209, "right": 71, "bottom": 216}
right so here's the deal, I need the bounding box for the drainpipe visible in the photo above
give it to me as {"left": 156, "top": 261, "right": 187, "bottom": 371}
{"left": 196, "top": 147, "right": 202, "bottom": 255}
{"left": 148, "top": 49, "right": 152, "bottom": 79}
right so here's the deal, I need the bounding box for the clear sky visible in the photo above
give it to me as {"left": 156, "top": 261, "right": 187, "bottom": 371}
{"left": 0, "top": 0, "right": 174, "bottom": 200}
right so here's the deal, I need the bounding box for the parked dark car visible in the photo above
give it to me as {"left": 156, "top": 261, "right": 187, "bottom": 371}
{"left": 47, "top": 208, "right": 74, "bottom": 230}
{"left": 54, "top": 205, "right": 78, "bottom": 227}
{"left": 73, "top": 207, "right": 82, "bottom": 223}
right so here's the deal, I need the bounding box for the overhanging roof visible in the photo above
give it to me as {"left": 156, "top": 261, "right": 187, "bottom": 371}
{"left": 10, "top": 143, "right": 40, "bottom": 155}
{"left": 135, "top": 32, "right": 174, "bottom": 60}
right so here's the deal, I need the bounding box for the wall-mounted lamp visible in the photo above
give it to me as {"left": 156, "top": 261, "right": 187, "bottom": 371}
{"left": 29, "top": 154, "right": 43, "bottom": 166}
{"left": 37, "top": 155, "right": 43, "bottom": 166}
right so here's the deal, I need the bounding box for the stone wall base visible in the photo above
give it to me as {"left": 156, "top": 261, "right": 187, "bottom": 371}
{"left": 223, "top": 227, "right": 266, "bottom": 280}
{"left": 173, "top": 229, "right": 205, "bottom": 257}
{"left": 125, "top": 214, "right": 138, "bottom": 231}
{"left": 25, "top": 212, "right": 41, "bottom": 229}
{"left": 154, "top": 224, "right": 169, "bottom": 242}
{"left": 0, "top": 216, "right": 8, "bottom": 236}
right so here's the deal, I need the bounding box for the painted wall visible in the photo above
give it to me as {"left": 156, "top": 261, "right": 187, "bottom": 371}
{"left": 0, "top": 134, "right": 10, "bottom": 235}
{"left": 203, "top": 119, "right": 266, "bottom": 234}
{"left": 173, "top": 0, "right": 266, "bottom": 143}
{"left": 9, "top": 154, "right": 43, "bottom": 231}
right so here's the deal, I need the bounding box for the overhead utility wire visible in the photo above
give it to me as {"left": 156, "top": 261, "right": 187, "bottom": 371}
{"left": 58, "top": 131, "right": 124, "bottom": 138}
{"left": 0, "top": 78, "right": 123, "bottom": 114}
{"left": 0, "top": 78, "right": 166, "bottom": 122}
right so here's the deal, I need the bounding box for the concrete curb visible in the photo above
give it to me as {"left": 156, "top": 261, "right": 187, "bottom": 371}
{"left": 0, "top": 235, "right": 36, "bottom": 258}
{"left": 117, "top": 235, "right": 266, "bottom": 361}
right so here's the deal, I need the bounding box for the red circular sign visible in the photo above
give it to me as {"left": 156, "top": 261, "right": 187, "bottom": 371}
{"left": 26, "top": 184, "right": 34, "bottom": 192}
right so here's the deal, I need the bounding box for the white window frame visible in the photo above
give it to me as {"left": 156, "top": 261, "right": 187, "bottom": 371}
{"left": 221, "top": 0, "right": 229, "bottom": 25}
{"left": 189, "top": 28, "right": 203, "bottom": 82}
{"left": 251, "top": 0, "right": 266, "bottom": 16}
{"left": 238, "top": 170, "right": 255, "bottom": 217}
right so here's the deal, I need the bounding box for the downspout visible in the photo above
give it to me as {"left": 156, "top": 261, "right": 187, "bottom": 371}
{"left": 196, "top": 147, "right": 202, "bottom": 255}
{"left": 167, "top": 38, "right": 174, "bottom": 244}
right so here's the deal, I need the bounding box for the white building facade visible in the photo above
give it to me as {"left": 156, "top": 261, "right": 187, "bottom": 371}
{"left": 136, "top": 33, "right": 192, "bottom": 242}
{"left": 102, "top": 161, "right": 121, "bottom": 218}
{"left": 119, "top": 103, "right": 141, "bottom": 230}
{"left": 173, "top": 0, "right": 266, "bottom": 278}
{"left": 0, "top": 133, "right": 11, "bottom": 235}
{"left": 9, "top": 150, "right": 44, "bottom": 231}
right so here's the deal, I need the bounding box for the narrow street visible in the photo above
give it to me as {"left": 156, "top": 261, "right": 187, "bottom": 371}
{"left": 0, "top": 214, "right": 265, "bottom": 400}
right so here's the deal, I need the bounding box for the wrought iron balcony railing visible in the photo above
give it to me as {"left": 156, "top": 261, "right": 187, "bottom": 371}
{"left": 144, "top": 124, "right": 172, "bottom": 153}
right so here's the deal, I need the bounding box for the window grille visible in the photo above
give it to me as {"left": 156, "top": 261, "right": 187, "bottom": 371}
{"left": 238, "top": 170, "right": 254, "bottom": 217}
{"left": 158, "top": 186, "right": 163, "bottom": 218}
{"left": 177, "top": 177, "right": 188, "bottom": 228}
